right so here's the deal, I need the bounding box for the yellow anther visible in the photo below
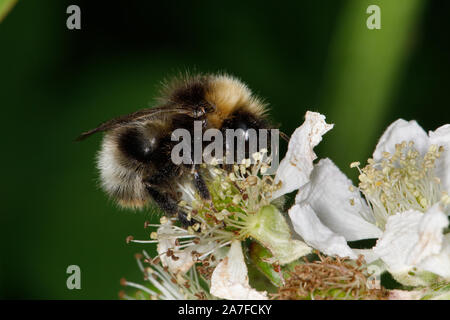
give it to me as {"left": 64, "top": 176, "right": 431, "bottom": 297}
{"left": 350, "top": 161, "right": 360, "bottom": 168}
{"left": 232, "top": 194, "right": 241, "bottom": 205}
{"left": 252, "top": 152, "right": 262, "bottom": 161}
{"left": 178, "top": 200, "right": 187, "bottom": 207}
{"left": 210, "top": 157, "right": 219, "bottom": 166}
{"left": 441, "top": 193, "right": 450, "bottom": 205}
{"left": 160, "top": 216, "right": 168, "bottom": 224}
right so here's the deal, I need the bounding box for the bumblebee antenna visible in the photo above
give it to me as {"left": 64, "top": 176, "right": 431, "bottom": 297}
{"left": 280, "top": 131, "right": 290, "bottom": 142}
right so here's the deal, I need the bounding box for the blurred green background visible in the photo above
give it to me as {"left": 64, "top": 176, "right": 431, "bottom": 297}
{"left": 0, "top": 0, "right": 449, "bottom": 299}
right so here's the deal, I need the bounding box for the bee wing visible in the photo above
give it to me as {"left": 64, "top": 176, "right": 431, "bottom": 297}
{"left": 76, "top": 106, "right": 192, "bottom": 141}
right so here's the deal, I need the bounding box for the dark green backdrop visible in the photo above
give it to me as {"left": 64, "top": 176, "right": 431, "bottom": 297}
{"left": 0, "top": 0, "right": 449, "bottom": 299}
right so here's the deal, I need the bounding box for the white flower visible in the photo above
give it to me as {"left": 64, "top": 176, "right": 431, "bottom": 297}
{"left": 129, "top": 143, "right": 315, "bottom": 299}
{"left": 210, "top": 240, "right": 268, "bottom": 300}
{"left": 279, "top": 118, "right": 450, "bottom": 285}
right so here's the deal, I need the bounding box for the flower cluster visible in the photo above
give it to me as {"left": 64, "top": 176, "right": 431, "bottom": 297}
{"left": 289, "top": 118, "right": 450, "bottom": 288}
{"left": 122, "top": 111, "right": 450, "bottom": 300}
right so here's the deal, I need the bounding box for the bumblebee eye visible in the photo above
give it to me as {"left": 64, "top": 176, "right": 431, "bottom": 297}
{"left": 223, "top": 114, "right": 254, "bottom": 142}
{"left": 234, "top": 121, "right": 251, "bottom": 141}
{"left": 234, "top": 120, "right": 248, "bottom": 130}
{"left": 119, "top": 128, "right": 155, "bottom": 162}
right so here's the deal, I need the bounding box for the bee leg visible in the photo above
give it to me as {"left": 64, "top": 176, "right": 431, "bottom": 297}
{"left": 144, "top": 183, "right": 197, "bottom": 227}
{"left": 191, "top": 166, "right": 219, "bottom": 213}
{"left": 222, "top": 164, "right": 233, "bottom": 172}
{"left": 145, "top": 184, "right": 178, "bottom": 215}
{"left": 192, "top": 167, "right": 211, "bottom": 200}
{"left": 176, "top": 210, "right": 196, "bottom": 228}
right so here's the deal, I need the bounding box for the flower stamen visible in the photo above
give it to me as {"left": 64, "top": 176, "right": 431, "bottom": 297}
{"left": 352, "top": 141, "right": 444, "bottom": 228}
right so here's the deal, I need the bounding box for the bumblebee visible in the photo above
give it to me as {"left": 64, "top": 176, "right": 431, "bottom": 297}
{"left": 78, "top": 73, "right": 276, "bottom": 225}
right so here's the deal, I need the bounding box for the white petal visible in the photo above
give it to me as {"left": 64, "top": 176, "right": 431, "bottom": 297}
{"left": 288, "top": 204, "right": 357, "bottom": 259}
{"left": 295, "top": 158, "right": 382, "bottom": 241}
{"left": 429, "top": 124, "right": 450, "bottom": 192}
{"left": 272, "top": 111, "right": 333, "bottom": 199}
{"left": 157, "top": 240, "right": 195, "bottom": 274}
{"left": 417, "top": 234, "right": 450, "bottom": 279}
{"left": 210, "top": 240, "right": 268, "bottom": 300}
{"left": 374, "top": 208, "right": 450, "bottom": 285}
{"left": 373, "top": 119, "right": 430, "bottom": 161}
{"left": 407, "top": 203, "right": 449, "bottom": 266}
{"left": 372, "top": 210, "right": 422, "bottom": 274}
{"left": 157, "top": 223, "right": 213, "bottom": 274}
